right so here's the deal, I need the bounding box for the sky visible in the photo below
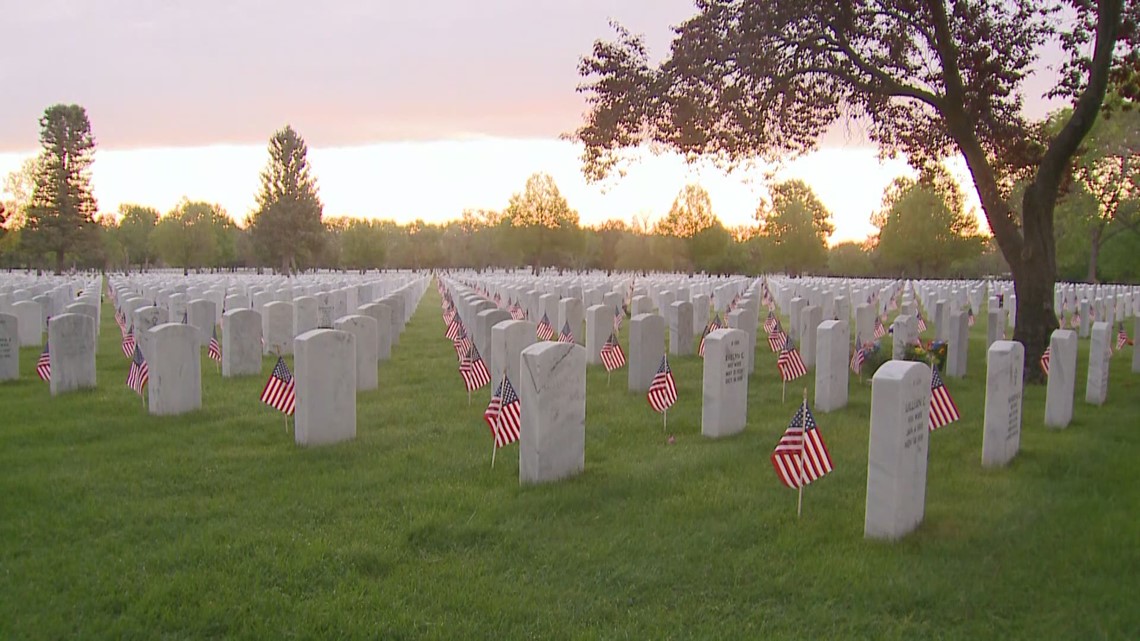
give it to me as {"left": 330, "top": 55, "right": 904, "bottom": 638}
{"left": 0, "top": 0, "right": 1067, "bottom": 244}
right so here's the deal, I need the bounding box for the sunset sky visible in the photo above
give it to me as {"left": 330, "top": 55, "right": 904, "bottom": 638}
{"left": 0, "top": 1, "right": 1067, "bottom": 243}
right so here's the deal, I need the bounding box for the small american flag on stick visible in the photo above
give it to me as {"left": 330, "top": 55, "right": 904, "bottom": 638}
{"left": 928, "top": 366, "right": 961, "bottom": 431}
{"left": 647, "top": 355, "right": 677, "bottom": 413}
{"left": 261, "top": 357, "right": 296, "bottom": 416}
{"left": 484, "top": 376, "right": 522, "bottom": 449}
{"left": 600, "top": 332, "right": 626, "bottom": 371}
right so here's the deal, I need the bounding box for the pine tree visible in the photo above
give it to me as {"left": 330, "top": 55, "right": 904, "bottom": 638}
{"left": 250, "top": 125, "right": 324, "bottom": 275}
{"left": 23, "top": 104, "right": 99, "bottom": 274}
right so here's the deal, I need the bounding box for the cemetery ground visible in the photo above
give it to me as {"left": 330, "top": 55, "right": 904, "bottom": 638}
{"left": 2, "top": 285, "right": 1138, "bottom": 640}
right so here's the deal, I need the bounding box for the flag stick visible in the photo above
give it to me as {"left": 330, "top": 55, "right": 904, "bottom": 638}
{"left": 607, "top": 369, "right": 611, "bottom": 386}
{"left": 797, "top": 388, "right": 808, "bottom": 518}
{"left": 782, "top": 380, "right": 786, "bottom": 403}
{"left": 663, "top": 408, "right": 667, "bottom": 432}
{"left": 491, "top": 438, "right": 497, "bottom": 468}
{"left": 467, "top": 388, "right": 471, "bottom": 406}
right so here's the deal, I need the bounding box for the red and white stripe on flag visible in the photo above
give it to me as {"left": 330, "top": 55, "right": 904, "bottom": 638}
{"left": 928, "top": 367, "right": 960, "bottom": 431}
{"left": 771, "top": 403, "right": 833, "bottom": 489}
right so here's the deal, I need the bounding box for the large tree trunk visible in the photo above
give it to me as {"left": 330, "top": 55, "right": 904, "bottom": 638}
{"left": 1087, "top": 225, "right": 1102, "bottom": 283}
{"left": 1015, "top": 188, "right": 1060, "bottom": 385}
{"left": 55, "top": 248, "right": 65, "bottom": 275}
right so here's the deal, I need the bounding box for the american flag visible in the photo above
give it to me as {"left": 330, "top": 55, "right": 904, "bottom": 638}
{"left": 1040, "top": 345, "right": 1051, "bottom": 376}
{"left": 484, "top": 376, "right": 522, "bottom": 448}
{"left": 121, "top": 327, "right": 136, "bottom": 359}
{"left": 873, "top": 316, "right": 887, "bottom": 339}
{"left": 917, "top": 312, "right": 928, "bottom": 333}
{"left": 536, "top": 313, "right": 555, "bottom": 341}
{"left": 613, "top": 306, "right": 623, "bottom": 332}
{"left": 928, "top": 366, "right": 961, "bottom": 431}
{"left": 126, "top": 344, "right": 149, "bottom": 395}
{"left": 261, "top": 357, "right": 296, "bottom": 416}
{"left": 767, "top": 324, "right": 786, "bottom": 353}
{"left": 850, "top": 335, "right": 867, "bottom": 375}
{"left": 558, "top": 321, "right": 575, "bottom": 343}
{"left": 600, "top": 332, "right": 626, "bottom": 371}
{"left": 770, "top": 401, "right": 834, "bottom": 489}
{"left": 967, "top": 308, "right": 976, "bottom": 327}
{"left": 453, "top": 327, "right": 473, "bottom": 360}
{"left": 114, "top": 309, "right": 127, "bottom": 334}
{"left": 1117, "top": 323, "right": 1131, "bottom": 352}
{"left": 36, "top": 342, "right": 51, "bottom": 381}
{"left": 493, "top": 292, "right": 502, "bottom": 307}
{"left": 510, "top": 302, "right": 526, "bottom": 321}
{"left": 460, "top": 344, "right": 492, "bottom": 391}
{"left": 208, "top": 326, "right": 222, "bottom": 362}
{"left": 763, "top": 311, "right": 779, "bottom": 333}
{"left": 777, "top": 335, "right": 808, "bottom": 382}
{"left": 699, "top": 313, "right": 725, "bottom": 357}
{"left": 647, "top": 355, "right": 677, "bottom": 413}
{"left": 1070, "top": 311, "right": 1080, "bottom": 329}
{"left": 445, "top": 317, "right": 462, "bottom": 340}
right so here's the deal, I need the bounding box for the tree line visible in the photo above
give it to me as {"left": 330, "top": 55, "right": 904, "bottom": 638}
{"left": 0, "top": 101, "right": 1134, "bottom": 284}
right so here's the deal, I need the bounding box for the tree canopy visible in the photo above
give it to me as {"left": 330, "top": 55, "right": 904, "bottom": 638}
{"left": 755, "top": 180, "right": 833, "bottom": 276}
{"left": 250, "top": 125, "right": 325, "bottom": 275}
{"left": 501, "top": 173, "right": 582, "bottom": 273}
{"left": 23, "top": 104, "right": 100, "bottom": 273}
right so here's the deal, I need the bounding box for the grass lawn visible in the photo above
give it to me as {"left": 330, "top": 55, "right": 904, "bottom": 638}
{"left": 2, "top": 281, "right": 1138, "bottom": 640}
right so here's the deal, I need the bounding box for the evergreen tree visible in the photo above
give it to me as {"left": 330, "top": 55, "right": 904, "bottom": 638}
{"left": 23, "top": 104, "right": 99, "bottom": 274}
{"left": 250, "top": 125, "right": 324, "bottom": 275}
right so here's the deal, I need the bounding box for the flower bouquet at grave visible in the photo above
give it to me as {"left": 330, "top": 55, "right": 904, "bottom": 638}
{"left": 904, "top": 340, "right": 947, "bottom": 372}
{"left": 861, "top": 340, "right": 890, "bottom": 378}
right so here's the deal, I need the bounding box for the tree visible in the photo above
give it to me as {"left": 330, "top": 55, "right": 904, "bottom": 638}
{"left": 116, "top": 204, "right": 160, "bottom": 269}
{"left": 828, "top": 241, "right": 875, "bottom": 277}
{"left": 149, "top": 200, "right": 231, "bottom": 270}
{"left": 250, "top": 125, "right": 325, "bottom": 275}
{"left": 338, "top": 218, "right": 388, "bottom": 271}
{"left": 1049, "top": 98, "right": 1140, "bottom": 282}
{"left": 655, "top": 184, "right": 717, "bottom": 237}
{"left": 22, "top": 104, "right": 99, "bottom": 273}
{"left": 872, "top": 168, "right": 980, "bottom": 277}
{"left": 755, "top": 180, "right": 834, "bottom": 275}
{"left": 572, "top": 1, "right": 1139, "bottom": 382}
{"left": 501, "top": 173, "right": 582, "bottom": 273}
{"left": 1, "top": 156, "right": 42, "bottom": 267}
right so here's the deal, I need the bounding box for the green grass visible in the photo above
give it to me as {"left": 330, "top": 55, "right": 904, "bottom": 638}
{"left": 2, "top": 285, "right": 1138, "bottom": 640}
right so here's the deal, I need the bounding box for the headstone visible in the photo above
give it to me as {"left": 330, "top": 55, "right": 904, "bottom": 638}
{"left": 1085, "top": 322, "right": 1110, "bottom": 406}
{"left": 186, "top": 299, "right": 216, "bottom": 346}
{"left": 491, "top": 319, "right": 536, "bottom": 398}
{"left": 789, "top": 297, "right": 806, "bottom": 340}
{"left": 815, "top": 320, "right": 849, "bottom": 412}
{"left": 855, "top": 303, "right": 875, "bottom": 345}
{"left": 946, "top": 309, "right": 968, "bottom": 378}
{"left": 1044, "top": 329, "right": 1078, "bottom": 428}
{"left": 799, "top": 305, "right": 822, "bottom": 369}
{"left": 0, "top": 313, "right": 17, "bottom": 381}
{"left": 701, "top": 328, "right": 748, "bottom": 438}
{"left": 865, "top": 360, "right": 931, "bottom": 541}
{"left": 628, "top": 313, "right": 665, "bottom": 392}
{"left": 558, "top": 298, "right": 584, "bottom": 345}
{"left": 1079, "top": 299, "right": 1091, "bottom": 338}
{"left": 630, "top": 295, "right": 652, "bottom": 317}
{"left": 891, "top": 314, "right": 917, "bottom": 359}
{"left": 584, "top": 304, "right": 609, "bottom": 365}
{"left": 982, "top": 340, "right": 1024, "bottom": 468}
{"left": 48, "top": 313, "right": 97, "bottom": 396}
{"left": 293, "top": 296, "right": 319, "bottom": 338}
{"left": 476, "top": 308, "right": 511, "bottom": 359}
{"left": 147, "top": 323, "right": 202, "bottom": 415}
{"left": 356, "top": 302, "right": 393, "bottom": 361}
{"left": 294, "top": 329, "right": 357, "bottom": 446}
{"left": 262, "top": 301, "right": 294, "bottom": 355}
{"left": 222, "top": 309, "right": 263, "bottom": 377}
{"left": 12, "top": 300, "right": 42, "bottom": 346}
{"left": 65, "top": 302, "right": 99, "bottom": 336}
{"left": 986, "top": 308, "right": 1005, "bottom": 348}
{"left": 934, "top": 299, "right": 948, "bottom": 341}
{"left": 1134, "top": 316, "right": 1140, "bottom": 374}
{"left": 335, "top": 314, "right": 379, "bottom": 391}
{"left": 519, "top": 341, "right": 586, "bottom": 485}
{"left": 669, "top": 301, "right": 694, "bottom": 356}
